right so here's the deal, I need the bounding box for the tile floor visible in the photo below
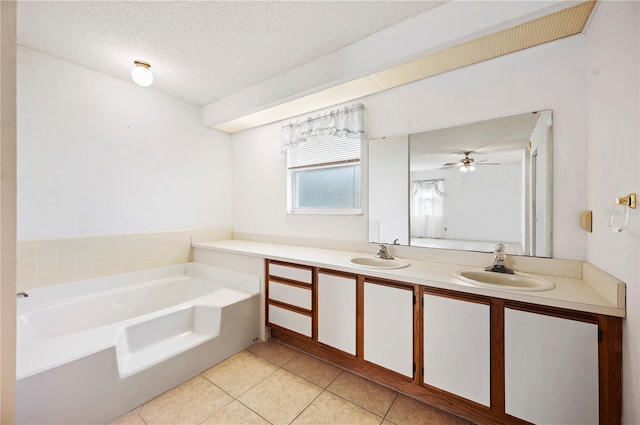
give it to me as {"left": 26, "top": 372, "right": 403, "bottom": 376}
{"left": 110, "top": 340, "right": 474, "bottom": 425}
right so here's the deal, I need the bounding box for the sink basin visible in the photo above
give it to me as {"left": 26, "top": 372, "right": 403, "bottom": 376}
{"left": 349, "top": 257, "right": 410, "bottom": 270}
{"left": 453, "top": 268, "right": 555, "bottom": 292}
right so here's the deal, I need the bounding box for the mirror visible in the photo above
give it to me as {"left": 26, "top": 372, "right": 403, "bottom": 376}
{"left": 369, "top": 110, "right": 552, "bottom": 257}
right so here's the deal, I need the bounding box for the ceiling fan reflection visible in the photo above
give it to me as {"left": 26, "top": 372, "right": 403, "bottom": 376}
{"left": 440, "top": 151, "right": 500, "bottom": 173}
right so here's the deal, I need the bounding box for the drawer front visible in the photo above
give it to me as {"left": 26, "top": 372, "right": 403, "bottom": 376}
{"left": 268, "top": 281, "right": 312, "bottom": 310}
{"left": 269, "top": 263, "right": 312, "bottom": 284}
{"left": 268, "top": 305, "right": 312, "bottom": 337}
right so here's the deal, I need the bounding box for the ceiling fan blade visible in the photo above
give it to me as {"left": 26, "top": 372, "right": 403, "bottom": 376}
{"left": 476, "top": 162, "right": 500, "bottom": 166}
{"left": 440, "top": 163, "right": 462, "bottom": 170}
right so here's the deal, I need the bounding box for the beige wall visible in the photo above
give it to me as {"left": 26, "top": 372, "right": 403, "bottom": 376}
{"left": 0, "top": 1, "right": 16, "bottom": 423}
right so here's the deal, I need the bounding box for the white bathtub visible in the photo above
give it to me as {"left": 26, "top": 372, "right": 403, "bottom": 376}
{"left": 16, "top": 263, "right": 261, "bottom": 424}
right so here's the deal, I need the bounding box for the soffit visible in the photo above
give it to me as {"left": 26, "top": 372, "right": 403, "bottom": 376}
{"left": 215, "top": 1, "right": 595, "bottom": 133}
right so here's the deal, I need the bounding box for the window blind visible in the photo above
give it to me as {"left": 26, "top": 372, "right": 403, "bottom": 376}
{"left": 287, "top": 134, "right": 361, "bottom": 170}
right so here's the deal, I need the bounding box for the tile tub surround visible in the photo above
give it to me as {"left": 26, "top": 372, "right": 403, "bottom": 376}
{"left": 16, "top": 226, "right": 231, "bottom": 291}
{"left": 111, "top": 340, "right": 472, "bottom": 425}
{"left": 193, "top": 239, "right": 625, "bottom": 318}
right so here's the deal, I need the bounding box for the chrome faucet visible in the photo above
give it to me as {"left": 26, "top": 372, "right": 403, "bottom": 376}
{"left": 485, "top": 243, "right": 514, "bottom": 274}
{"left": 375, "top": 244, "right": 394, "bottom": 260}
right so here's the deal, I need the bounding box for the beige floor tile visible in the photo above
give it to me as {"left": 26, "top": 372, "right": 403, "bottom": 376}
{"left": 292, "top": 391, "right": 383, "bottom": 425}
{"left": 201, "top": 350, "right": 278, "bottom": 397}
{"left": 138, "top": 376, "right": 232, "bottom": 425}
{"left": 109, "top": 411, "right": 146, "bottom": 425}
{"left": 385, "top": 395, "right": 469, "bottom": 425}
{"left": 248, "top": 340, "right": 297, "bottom": 366}
{"left": 201, "top": 400, "right": 270, "bottom": 425}
{"left": 327, "top": 371, "right": 397, "bottom": 416}
{"left": 239, "top": 368, "right": 323, "bottom": 425}
{"left": 283, "top": 350, "right": 342, "bottom": 387}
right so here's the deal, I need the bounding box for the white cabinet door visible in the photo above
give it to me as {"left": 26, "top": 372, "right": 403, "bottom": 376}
{"left": 364, "top": 282, "right": 413, "bottom": 377}
{"left": 317, "top": 272, "right": 356, "bottom": 355}
{"left": 505, "top": 308, "right": 599, "bottom": 425}
{"left": 423, "top": 293, "right": 490, "bottom": 406}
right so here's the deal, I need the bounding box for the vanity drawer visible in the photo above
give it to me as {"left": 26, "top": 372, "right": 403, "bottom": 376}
{"left": 269, "top": 262, "right": 313, "bottom": 284}
{"left": 268, "top": 281, "right": 312, "bottom": 310}
{"left": 268, "top": 305, "right": 312, "bottom": 338}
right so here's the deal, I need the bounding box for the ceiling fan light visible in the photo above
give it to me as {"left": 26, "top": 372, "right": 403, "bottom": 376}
{"left": 459, "top": 165, "right": 469, "bottom": 173}
{"left": 131, "top": 60, "right": 153, "bottom": 87}
{"left": 468, "top": 164, "right": 476, "bottom": 172}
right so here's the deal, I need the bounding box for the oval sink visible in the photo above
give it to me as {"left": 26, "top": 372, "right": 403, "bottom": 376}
{"left": 453, "top": 268, "right": 555, "bottom": 292}
{"left": 349, "top": 257, "right": 410, "bottom": 269}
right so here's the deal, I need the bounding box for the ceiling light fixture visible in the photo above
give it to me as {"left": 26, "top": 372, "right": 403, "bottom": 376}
{"left": 458, "top": 154, "right": 476, "bottom": 173}
{"left": 459, "top": 163, "right": 476, "bottom": 173}
{"left": 131, "top": 60, "right": 153, "bottom": 87}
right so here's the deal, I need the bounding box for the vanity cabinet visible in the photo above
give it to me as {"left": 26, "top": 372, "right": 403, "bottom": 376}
{"left": 422, "top": 290, "right": 491, "bottom": 407}
{"left": 264, "top": 259, "right": 622, "bottom": 425}
{"left": 363, "top": 279, "right": 414, "bottom": 377}
{"left": 504, "top": 307, "right": 599, "bottom": 425}
{"left": 266, "top": 261, "right": 314, "bottom": 338}
{"left": 317, "top": 270, "right": 357, "bottom": 355}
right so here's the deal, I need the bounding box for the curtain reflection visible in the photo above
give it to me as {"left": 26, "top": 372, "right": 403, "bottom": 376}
{"left": 411, "top": 179, "right": 445, "bottom": 239}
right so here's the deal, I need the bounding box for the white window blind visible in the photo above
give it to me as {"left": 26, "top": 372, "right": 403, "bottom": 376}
{"left": 287, "top": 134, "right": 361, "bottom": 170}
{"left": 282, "top": 103, "right": 365, "bottom": 214}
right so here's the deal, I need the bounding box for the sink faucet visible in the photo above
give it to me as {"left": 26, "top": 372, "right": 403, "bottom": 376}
{"left": 485, "top": 243, "right": 514, "bottom": 274}
{"left": 375, "top": 244, "right": 395, "bottom": 260}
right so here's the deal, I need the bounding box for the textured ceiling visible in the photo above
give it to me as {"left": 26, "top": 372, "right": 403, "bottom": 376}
{"left": 17, "top": 1, "right": 445, "bottom": 106}
{"left": 410, "top": 111, "right": 547, "bottom": 171}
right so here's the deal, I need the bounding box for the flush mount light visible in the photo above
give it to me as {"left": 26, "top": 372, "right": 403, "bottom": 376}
{"left": 131, "top": 60, "right": 153, "bottom": 87}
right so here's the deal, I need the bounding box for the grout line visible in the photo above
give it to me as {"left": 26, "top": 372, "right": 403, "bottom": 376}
{"left": 322, "top": 388, "right": 386, "bottom": 421}
{"left": 264, "top": 340, "right": 397, "bottom": 421}
{"left": 199, "top": 352, "right": 282, "bottom": 400}
{"left": 382, "top": 392, "right": 399, "bottom": 422}
{"left": 322, "top": 367, "right": 343, "bottom": 388}
{"left": 196, "top": 397, "right": 235, "bottom": 425}
{"left": 235, "top": 399, "right": 275, "bottom": 425}
{"left": 138, "top": 411, "right": 149, "bottom": 425}
{"left": 287, "top": 387, "right": 327, "bottom": 425}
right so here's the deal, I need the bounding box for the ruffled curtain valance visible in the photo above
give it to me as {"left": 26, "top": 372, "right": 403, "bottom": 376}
{"left": 281, "top": 103, "right": 365, "bottom": 153}
{"left": 412, "top": 179, "right": 445, "bottom": 197}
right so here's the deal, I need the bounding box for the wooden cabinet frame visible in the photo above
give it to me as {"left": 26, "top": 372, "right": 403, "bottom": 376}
{"left": 266, "top": 260, "right": 315, "bottom": 340}
{"left": 265, "top": 260, "right": 622, "bottom": 425}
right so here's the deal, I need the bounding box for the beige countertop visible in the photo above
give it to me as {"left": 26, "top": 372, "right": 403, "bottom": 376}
{"left": 192, "top": 240, "right": 625, "bottom": 318}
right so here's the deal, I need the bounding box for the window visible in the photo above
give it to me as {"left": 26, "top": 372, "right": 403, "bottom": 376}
{"left": 288, "top": 135, "right": 361, "bottom": 213}
{"left": 411, "top": 179, "right": 445, "bottom": 238}
{"left": 282, "top": 104, "right": 364, "bottom": 214}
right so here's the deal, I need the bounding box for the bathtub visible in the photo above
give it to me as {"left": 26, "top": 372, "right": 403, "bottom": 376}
{"left": 16, "top": 262, "right": 261, "bottom": 424}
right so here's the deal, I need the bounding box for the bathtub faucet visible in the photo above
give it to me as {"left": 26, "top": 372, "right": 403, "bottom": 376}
{"left": 17, "top": 291, "right": 29, "bottom": 298}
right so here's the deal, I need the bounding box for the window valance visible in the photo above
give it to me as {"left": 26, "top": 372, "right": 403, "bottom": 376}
{"left": 281, "top": 103, "right": 365, "bottom": 153}
{"left": 412, "top": 179, "right": 445, "bottom": 197}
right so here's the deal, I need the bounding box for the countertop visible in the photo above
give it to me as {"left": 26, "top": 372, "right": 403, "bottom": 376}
{"left": 192, "top": 240, "right": 625, "bottom": 318}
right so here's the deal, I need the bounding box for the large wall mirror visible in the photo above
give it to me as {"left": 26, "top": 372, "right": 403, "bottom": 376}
{"left": 369, "top": 110, "right": 552, "bottom": 257}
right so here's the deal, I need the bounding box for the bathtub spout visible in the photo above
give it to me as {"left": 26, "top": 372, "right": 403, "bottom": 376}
{"left": 17, "top": 292, "right": 29, "bottom": 298}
